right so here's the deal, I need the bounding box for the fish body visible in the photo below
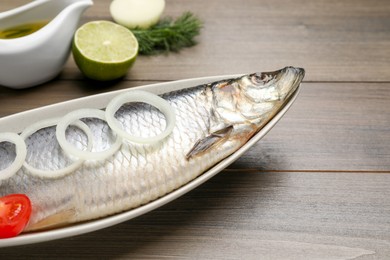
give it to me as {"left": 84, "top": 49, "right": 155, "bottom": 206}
{"left": 0, "top": 67, "right": 304, "bottom": 231}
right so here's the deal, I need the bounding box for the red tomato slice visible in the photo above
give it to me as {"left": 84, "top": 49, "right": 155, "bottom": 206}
{"left": 0, "top": 194, "right": 32, "bottom": 238}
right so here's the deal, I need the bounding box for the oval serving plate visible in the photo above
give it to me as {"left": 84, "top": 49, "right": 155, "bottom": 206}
{"left": 0, "top": 75, "right": 301, "bottom": 247}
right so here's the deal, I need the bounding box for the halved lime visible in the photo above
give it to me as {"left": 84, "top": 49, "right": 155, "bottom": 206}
{"left": 72, "top": 21, "right": 138, "bottom": 81}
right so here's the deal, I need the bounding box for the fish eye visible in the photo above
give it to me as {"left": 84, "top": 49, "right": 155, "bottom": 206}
{"left": 249, "top": 73, "right": 264, "bottom": 85}
{"left": 249, "top": 72, "right": 276, "bottom": 86}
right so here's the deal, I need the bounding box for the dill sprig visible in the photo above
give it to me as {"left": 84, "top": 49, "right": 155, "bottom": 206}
{"left": 132, "top": 12, "right": 203, "bottom": 55}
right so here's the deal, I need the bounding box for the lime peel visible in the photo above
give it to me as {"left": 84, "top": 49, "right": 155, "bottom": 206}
{"left": 72, "top": 20, "right": 139, "bottom": 81}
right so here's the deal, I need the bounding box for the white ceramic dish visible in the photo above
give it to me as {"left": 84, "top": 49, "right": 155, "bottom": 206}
{"left": 0, "top": 0, "right": 92, "bottom": 89}
{"left": 0, "top": 75, "right": 300, "bottom": 247}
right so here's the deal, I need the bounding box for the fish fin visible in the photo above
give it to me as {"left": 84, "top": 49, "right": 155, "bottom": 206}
{"left": 26, "top": 209, "right": 76, "bottom": 231}
{"left": 186, "top": 125, "right": 233, "bottom": 159}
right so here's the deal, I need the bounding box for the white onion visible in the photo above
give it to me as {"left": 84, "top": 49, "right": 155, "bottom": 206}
{"left": 56, "top": 109, "right": 122, "bottom": 161}
{"left": 20, "top": 118, "right": 93, "bottom": 179}
{"left": 110, "top": 0, "right": 165, "bottom": 29}
{"left": 105, "top": 90, "right": 176, "bottom": 144}
{"left": 1, "top": 91, "right": 175, "bottom": 180}
{"left": 0, "top": 132, "right": 27, "bottom": 180}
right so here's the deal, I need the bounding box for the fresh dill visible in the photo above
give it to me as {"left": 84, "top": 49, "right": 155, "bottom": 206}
{"left": 132, "top": 12, "right": 203, "bottom": 55}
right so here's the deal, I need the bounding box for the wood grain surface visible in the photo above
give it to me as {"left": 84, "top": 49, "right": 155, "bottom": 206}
{"left": 1, "top": 0, "right": 390, "bottom": 259}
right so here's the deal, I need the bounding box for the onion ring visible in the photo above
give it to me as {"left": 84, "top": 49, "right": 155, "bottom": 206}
{"left": 56, "top": 109, "right": 122, "bottom": 161}
{"left": 20, "top": 118, "right": 93, "bottom": 179}
{"left": 105, "top": 90, "right": 176, "bottom": 144}
{"left": 0, "top": 132, "right": 27, "bottom": 180}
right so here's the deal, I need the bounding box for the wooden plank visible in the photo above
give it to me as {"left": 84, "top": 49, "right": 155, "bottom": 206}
{"left": 2, "top": 82, "right": 389, "bottom": 172}
{"left": 233, "top": 82, "right": 390, "bottom": 171}
{"left": 115, "top": 0, "right": 390, "bottom": 82}
{"left": 0, "top": 80, "right": 156, "bottom": 117}
{"left": 1, "top": 0, "right": 389, "bottom": 82}
{"left": 70, "top": 0, "right": 390, "bottom": 82}
{"left": 1, "top": 170, "right": 389, "bottom": 258}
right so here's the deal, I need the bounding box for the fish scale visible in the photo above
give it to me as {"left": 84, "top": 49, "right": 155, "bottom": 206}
{"left": 0, "top": 67, "right": 304, "bottom": 232}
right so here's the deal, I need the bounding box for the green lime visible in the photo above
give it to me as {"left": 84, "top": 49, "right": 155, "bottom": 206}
{"left": 72, "top": 20, "right": 138, "bottom": 81}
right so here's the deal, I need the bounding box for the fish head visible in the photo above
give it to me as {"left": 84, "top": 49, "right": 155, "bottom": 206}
{"left": 212, "top": 66, "right": 305, "bottom": 125}
{"left": 188, "top": 67, "right": 305, "bottom": 159}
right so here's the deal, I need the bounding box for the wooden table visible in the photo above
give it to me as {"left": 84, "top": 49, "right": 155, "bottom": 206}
{"left": 1, "top": 0, "right": 390, "bottom": 258}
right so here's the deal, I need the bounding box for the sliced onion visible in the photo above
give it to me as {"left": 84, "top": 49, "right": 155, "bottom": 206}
{"left": 20, "top": 117, "right": 93, "bottom": 179}
{"left": 0, "top": 132, "right": 27, "bottom": 180}
{"left": 56, "top": 109, "right": 122, "bottom": 161}
{"left": 105, "top": 90, "right": 176, "bottom": 144}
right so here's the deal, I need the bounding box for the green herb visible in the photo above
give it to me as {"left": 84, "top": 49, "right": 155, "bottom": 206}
{"left": 132, "top": 12, "right": 203, "bottom": 55}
